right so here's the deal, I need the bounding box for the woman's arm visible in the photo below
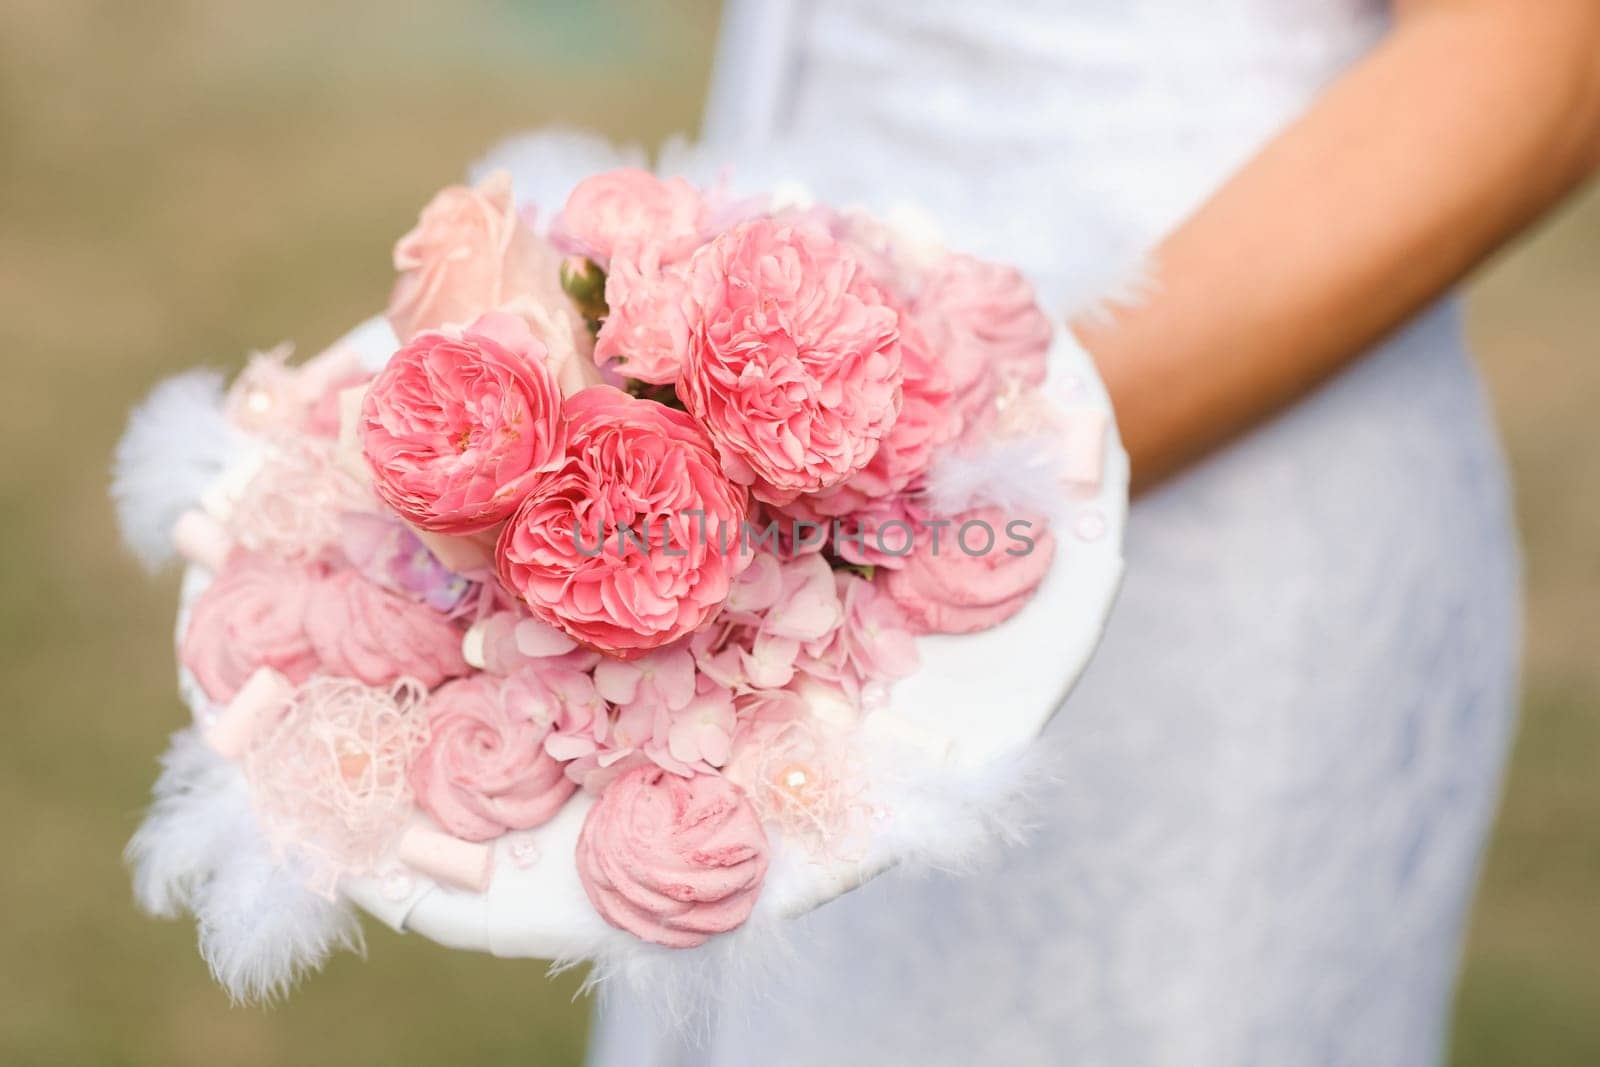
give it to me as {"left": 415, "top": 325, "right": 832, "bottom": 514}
{"left": 1076, "top": 0, "right": 1600, "bottom": 493}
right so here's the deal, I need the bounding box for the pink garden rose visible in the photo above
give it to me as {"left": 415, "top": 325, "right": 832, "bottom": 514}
{"left": 408, "top": 673, "right": 577, "bottom": 841}
{"left": 880, "top": 507, "right": 1056, "bottom": 634}
{"left": 913, "top": 253, "right": 1052, "bottom": 433}
{"left": 591, "top": 252, "right": 693, "bottom": 385}
{"left": 576, "top": 765, "right": 768, "bottom": 947}
{"left": 550, "top": 169, "right": 705, "bottom": 268}
{"left": 678, "top": 219, "right": 904, "bottom": 505}
{"left": 304, "top": 569, "right": 469, "bottom": 688}
{"left": 775, "top": 312, "right": 957, "bottom": 551}
{"left": 496, "top": 386, "right": 750, "bottom": 658}
{"left": 181, "top": 554, "right": 322, "bottom": 703}
{"left": 361, "top": 312, "right": 565, "bottom": 534}
{"left": 388, "top": 170, "right": 572, "bottom": 343}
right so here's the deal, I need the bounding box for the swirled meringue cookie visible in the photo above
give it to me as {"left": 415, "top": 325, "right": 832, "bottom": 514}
{"left": 576, "top": 765, "right": 768, "bottom": 948}
{"left": 303, "top": 568, "right": 468, "bottom": 688}
{"left": 409, "top": 672, "right": 576, "bottom": 841}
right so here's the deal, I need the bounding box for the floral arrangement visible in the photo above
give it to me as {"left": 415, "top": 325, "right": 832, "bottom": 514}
{"left": 115, "top": 145, "right": 1119, "bottom": 1004}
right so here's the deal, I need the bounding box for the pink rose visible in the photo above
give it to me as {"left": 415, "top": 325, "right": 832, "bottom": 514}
{"left": 304, "top": 569, "right": 469, "bottom": 688}
{"left": 388, "top": 170, "right": 573, "bottom": 344}
{"left": 592, "top": 252, "right": 692, "bottom": 385}
{"left": 361, "top": 312, "right": 566, "bottom": 534}
{"left": 880, "top": 507, "right": 1056, "bottom": 634}
{"left": 775, "top": 312, "right": 957, "bottom": 551}
{"left": 408, "top": 673, "right": 577, "bottom": 841}
{"left": 678, "top": 219, "right": 904, "bottom": 505}
{"left": 180, "top": 554, "right": 322, "bottom": 703}
{"left": 550, "top": 169, "right": 705, "bottom": 268}
{"left": 495, "top": 386, "right": 750, "bottom": 658}
{"left": 576, "top": 765, "right": 769, "bottom": 947}
{"left": 913, "top": 254, "right": 1052, "bottom": 433}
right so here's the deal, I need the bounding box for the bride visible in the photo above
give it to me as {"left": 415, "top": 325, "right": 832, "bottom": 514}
{"left": 583, "top": 1, "right": 1600, "bottom": 1063}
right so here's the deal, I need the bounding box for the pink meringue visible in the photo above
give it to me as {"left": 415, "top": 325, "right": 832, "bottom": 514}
{"left": 180, "top": 554, "right": 322, "bottom": 703}
{"left": 880, "top": 507, "right": 1057, "bottom": 634}
{"left": 576, "top": 766, "right": 768, "bottom": 948}
{"left": 409, "top": 673, "right": 577, "bottom": 841}
{"left": 304, "top": 569, "right": 469, "bottom": 688}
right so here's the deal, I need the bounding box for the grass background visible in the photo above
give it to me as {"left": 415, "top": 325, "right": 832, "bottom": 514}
{"left": 1, "top": 2, "right": 1594, "bottom": 1063}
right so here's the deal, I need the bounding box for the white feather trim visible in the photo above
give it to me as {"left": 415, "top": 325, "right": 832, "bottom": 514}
{"left": 125, "top": 728, "right": 247, "bottom": 918}
{"left": 470, "top": 128, "right": 648, "bottom": 222}
{"left": 922, "top": 436, "right": 1079, "bottom": 524}
{"left": 111, "top": 371, "right": 244, "bottom": 571}
{"left": 568, "top": 907, "right": 799, "bottom": 1047}
{"left": 865, "top": 736, "right": 1062, "bottom": 875}
{"left": 126, "top": 729, "right": 363, "bottom": 1003}
{"left": 197, "top": 831, "right": 364, "bottom": 1004}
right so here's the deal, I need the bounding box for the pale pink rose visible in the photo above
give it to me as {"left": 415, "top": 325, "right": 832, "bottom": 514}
{"left": 495, "top": 386, "right": 750, "bottom": 658}
{"left": 512, "top": 298, "right": 603, "bottom": 398}
{"left": 592, "top": 252, "right": 692, "bottom": 385}
{"left": 303, "top": 569, "right": 469, "bottom": 688}
{"left": 361, "top": 312, "right": 565, "bottom": 534}
{"left": 879, "top": 507, "right": 1056, "bottom": 634}
{"left": 678, "top": 219, "right": 904, "bottom": 505}
{"left": 576, "top": 765, "right": 768, "bottom": 948}
{"left": 180, "top": 554, "right": 322, "bottom": 703}
{"left": 408, "top": 673, "right": 577, "bottom": 841}
{"left": 550, "top": 169, "right": 705, "bottom": 268}
{"left": 388, "top": 170, "right": 573, "bottom": 344}
{"left": 913, "top": 253, "right": 1052, "bottom": 433}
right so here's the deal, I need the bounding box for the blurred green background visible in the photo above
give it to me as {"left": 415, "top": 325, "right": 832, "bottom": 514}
{"left": 1, "top": 2, "right": 1595, "bottom": 1064}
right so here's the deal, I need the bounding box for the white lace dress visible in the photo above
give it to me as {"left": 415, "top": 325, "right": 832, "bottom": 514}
{"left": 589, "top": 2, "right": 1521, "bottom": 1063}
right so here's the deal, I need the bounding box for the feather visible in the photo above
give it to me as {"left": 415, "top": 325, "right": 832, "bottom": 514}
{"left": 560, "top": 891, "right": 799, "bottom": 1047}
{"left": 126, "top": 729, "right": 363, "bottom": 1003}
{"left": 866, "top": 736, "right": 1063, "bottom": 876}
{"left": 125, "top": 728, "right": 247, "bottom": 918}
{"left": 922, "top": 436, "right": 1078, "bottom": 522}
{"left": 197, "top": 835, "right": 364, "bottom": 1004}
{"left": 111, "top": 370, "right": 244, "bottom": 571}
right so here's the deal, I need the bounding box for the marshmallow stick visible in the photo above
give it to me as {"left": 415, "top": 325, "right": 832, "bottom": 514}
{"left": 207, "top": 667, "right": 293, "bottom": 759}
{"left": 1058, "top": 408, "right": 1109, "bottom": 491}
{"left": 398, "top": 826, "right": 495, "bottom": 893}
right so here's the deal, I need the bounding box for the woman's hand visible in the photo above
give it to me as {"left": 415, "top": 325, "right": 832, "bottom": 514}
{"left": 1076, "top": 0, "right": 1600, "bottom": 494}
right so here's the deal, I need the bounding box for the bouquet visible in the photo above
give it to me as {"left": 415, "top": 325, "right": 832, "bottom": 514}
{"left": 114, "top": 140, "right": 1125, "bottom": 1009}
